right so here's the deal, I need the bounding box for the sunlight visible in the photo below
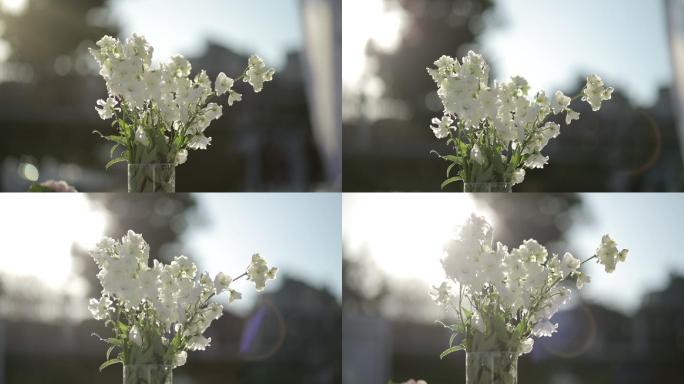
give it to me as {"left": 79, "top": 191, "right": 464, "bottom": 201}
{"left": 343, "top": 194, "right": 496, "bottom": 286}
{"left": 0, "top": 0, "right": 26, "bottom": 14}
{"left": 342, "top": 0, "right": 407, "bottom": 88}
{"left": 0, "top": 195, "right": 107, "bottom": 290}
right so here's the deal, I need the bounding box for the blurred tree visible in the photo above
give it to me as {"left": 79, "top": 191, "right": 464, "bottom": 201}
{"left": 76, "top": 194, "right": 200, "bottom": 296}
{"left": 472, "top": 193, "right": 584, "bottom": 248}
{"left": 370, "top": 0, "right": 494, "bottom": 125}
{"left": 342, "top": 246, "right": 389, "bottom": 315}
{"left": 0, "top": 0, "right": 116, "bottom": 77}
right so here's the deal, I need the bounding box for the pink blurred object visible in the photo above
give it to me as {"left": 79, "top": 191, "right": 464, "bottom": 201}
{"left": 402, "top": 380, "right": 428, "bottom": 384}
{"left": 40, "top": 180, "right": 77, "bottom": 192}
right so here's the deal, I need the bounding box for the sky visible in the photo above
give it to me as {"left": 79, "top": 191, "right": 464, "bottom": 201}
{"left": 110, "top": 0, "right": 303, "bottom": 70}
{"left": 185, "top": 193, "right": 342, "bottom": 313}
{"left": 480, "top": 0, "right": 672, "bottom": 106}
{"left": 0, "top": 0, "right": 303, "bottom": 68}
{"left": 343, "top": 193, "right": 684, "bottom": 317}
{"left": 0, "top": 193, "right": 341, "bottom": 320}
{"left": 342, "top": 0, "right": 672, "bottom": 107}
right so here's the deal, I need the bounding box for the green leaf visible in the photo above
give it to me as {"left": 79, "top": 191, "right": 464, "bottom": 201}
{"left": 105, "top": 135, "right": 128, "bottom": 146}
{"left": 440, "top": 345, "right": 464, "bottom": 359}
{"left": 27, "top": 183, "right": 54, "bottom": 192}
{"left": 105, "top": 156, "right": 127, "bottom": 170}
{"left": 98, "top": 358, "right": 123, "bottom": 372}
{"left": 441, "top": 177, "right": 460, "bottom": 190}
{"left": 105, "top": 338, "right": 123, "bottom": 346}
{"left": 446, "top": 162, "right": 457, "bottom": 178}
{"left": 106, "top": 345, "right": 118, "bottom": 360}
{"left": 449, "top": 332, "right": 457, "bottom": 347}
{"left": 110, "top": 143, "right": 121, "bottom": 158}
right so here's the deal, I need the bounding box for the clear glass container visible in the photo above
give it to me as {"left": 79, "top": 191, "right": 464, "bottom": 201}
{"left": 466, "top": 351, "right": 518, "bottom": 384}
{"left": 128, "top": 163, "right": 175, "bottom": 192}
{"left": 123, "top": 365, "right": 173, "bottom": 384}
{"left": 463, "top": 182, "right": 512, "bottom": 192}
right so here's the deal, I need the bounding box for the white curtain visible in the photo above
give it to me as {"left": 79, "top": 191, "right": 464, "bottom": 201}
{"left": 667, "top": 0, "right": 684, "bottom": 164}
{"left": 300, "top": 0, "right": 342, "bottom": 190}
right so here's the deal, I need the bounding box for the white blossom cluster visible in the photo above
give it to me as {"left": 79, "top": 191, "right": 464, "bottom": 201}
{"left": 427, "top": 51, "right": 614, "bottom": 187}
{"left": 90, "top": 34, "right": 275, "bottom": 167}
{"left": 432, "top": 214, "right": 627, "bottom": 356}
{"left": 88, "top": 230, "right": 277, "bottom": 368}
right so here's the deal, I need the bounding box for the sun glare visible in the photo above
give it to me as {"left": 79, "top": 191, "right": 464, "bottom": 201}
{"left": 342, "top": 0, "right": 407, "bottom": 88}
{"left": 0, "top": 0, "right": 26, "bottom": 14}
{"left": 343, "top": 194, "right": 496, "bottom": 286}
{"left": 0, "top": 195, "right": 107, "bottom": 290}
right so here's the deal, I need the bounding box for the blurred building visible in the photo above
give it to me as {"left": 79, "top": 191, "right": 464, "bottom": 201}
{"left": 342, "top": 275, "right": 684, "bottom": 384}
{"left": 0, "top": 42, "right": 323, "bottom": 191}
{"left": 0, "top": 276, "right": 341, "bottom": 384}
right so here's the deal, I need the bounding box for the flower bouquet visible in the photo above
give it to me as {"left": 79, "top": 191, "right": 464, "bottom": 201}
{"left": 432, "top": 214, "right": 627, "bottom": 384}
{"left": 89, "top": 230, "right": 277, "bottom": 383}
{"left": 427, "top": 51, "right": 614, "bottom": 192}
{"left": 89, "top": 34, "right": 275, "bottom": 192}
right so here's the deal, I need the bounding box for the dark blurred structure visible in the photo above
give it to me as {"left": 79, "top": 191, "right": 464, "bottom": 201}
{"left": 344, "top": 277, "right": 684, "bottom": 384}
{"left": 0, "top": 0, "right": 326, "bottom": 191}
{"left": 0, "top": 276, "right": 341, "bottom": 384}
{"left": 342, "top": 0, "right": 684, "bottom": 192}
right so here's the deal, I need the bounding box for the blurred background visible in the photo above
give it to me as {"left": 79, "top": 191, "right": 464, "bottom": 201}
{"left": 0, "top": 193, "right": 342, "bottom": 383}
{"left": 343, "top": 0, "right": 684, "bottom": 191}
{"left": 0, "top": 0, "right": 341, "bottom": 191}
{"left": 342, "top": 193, "right": 684, "bottom": 383}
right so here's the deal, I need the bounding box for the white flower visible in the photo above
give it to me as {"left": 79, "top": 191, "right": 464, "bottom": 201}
{"left": 559, "top": 252, "right": 580, "bottom": 277}
{"left": 95, "top": 97, "right": 117, "bottom": 120}
{"left": 175, "top": 149, "right": 188, "bottom": 165}
{"left": 215, "top": 72, "right": 234, "bottom": 96}
{"left": 187, "top": 134, "right": 212, "bottom": 150}
{"left": 532, "top": 319, "right": 558, "bottom": 337}
{"left": 129, "top": 325, "right": 142, "bottom": 346}
{"left": 565, "top": 108, "right": 580, "bottom": 125}
{"left": 88, "top": 295, "right": 112, "bottom": 320}
{"left": 511, "top": 168, "right": 525, "bottom": 185}
{"left": 470, "top": 144, "right": 485, "bottom": 165}
{"left": 246, "top": 253, "right": 278, "bottom": 291}
{"left": 173, "top": 351, "right": 187, "bottom": 368}
{"left": 471, "top": 313, "right": 485, "bottom": 333}
{"left": 430, "top": 116, "right": 453, "bottom": 139}
{"left": 187, "top": 335, "right": 211, "bottom": 351}
{"left": 524, "top": 153, "right": 548, "bottom": 169}
{"left": 550, "top": 90, "right": 571, "bottom": 114}
{"left": 575, "top": 271, "right": 591, "bottom": 289}
{"left": 135, "top": 126, "right": 150, "bottom": 147}
{"left": 595, "top": 234, "right": 628, "bottom": 273}
{"left": 582, "top": 74, "right": 614, "bottom": 111}
{"left": 227, "top": 90, "right": 242, "bottom": 106}
{"left": 214, "top": 272, "right": 232, "bottom": 293}
{"left": 430, "top": 282, "right": 451, "bottom": 306}
{"left": 167, "top": 54, "right": 192, "bottom": 78}
{"left": 244, "top": 55, "right": 275, "bottom": 93}
{"left": 519, "top": 338, "right": 534, "bottom": 355}
{"left": 229, "top": 289, "right": 242, "bottom": 303}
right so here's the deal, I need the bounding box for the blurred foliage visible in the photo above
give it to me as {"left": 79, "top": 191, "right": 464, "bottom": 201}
{"left": 0, "top": 0, "right": 115, "bottom": 73}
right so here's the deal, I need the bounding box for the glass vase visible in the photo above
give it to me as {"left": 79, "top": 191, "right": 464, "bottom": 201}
{"left": 466, "top": 351, "right": 518, "bottom": 384}
{"left": 463, "top": 182, "right": 512, "bottom": 192}
{"left": 127, "top": 163, "right": 175, "bottom": 193}
{"left": 123, "top": 365, "right": 173, "bottom": 384}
